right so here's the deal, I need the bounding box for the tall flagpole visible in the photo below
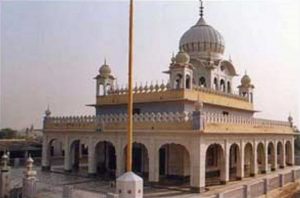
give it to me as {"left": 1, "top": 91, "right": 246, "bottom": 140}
{"left": 126, "top": 0, "right": 134, "bottom": 172}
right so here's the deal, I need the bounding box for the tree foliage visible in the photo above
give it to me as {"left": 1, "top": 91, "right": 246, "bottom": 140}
{"left": 0, "top": 128, "right": 17, "bottom": 139}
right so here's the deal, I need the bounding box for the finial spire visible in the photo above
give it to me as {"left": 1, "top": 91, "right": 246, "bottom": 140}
{"left": 199, "top": 0, "right": 204, "bottom": 18}
{"left": 104, "top": 58, "right": 107, "bottom": 65}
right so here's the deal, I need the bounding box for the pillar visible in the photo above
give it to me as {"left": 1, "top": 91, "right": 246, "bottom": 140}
{"left": 148, "top": 143, "right": 159, "bottom": 183}
{"left": 220, "top": 142, "right": 229, "bottom": 184}
{"left": 116, "top": 142, "right": 125, "bottom": 177}
{"left": 190, "top": 139, "right": 205, "bottom": 193}
{"left": 41, "top": 137, "right": 50, "bottom": 171}
{"left": 237, "top": 142, "right": 244, "bottom": 179}
{"left": 291, "top": 139, "right": 295, "bottom": 166}
{"left": 262, "top": 142, "right": 268, "bottom": 174}
{"left": 282, "top": 141, "right": 286, "bottom": 168}
{"left": 273, "top": 142, "right": 278, "bottom": 171}
{"left": 252, "top": 141, "right": 258, "bottom": 176}
{"left": 88, "top": 140, "right": 96, "bottom": 176}
{"left": 64, "top": 138, "right": 72, "bottom": 172}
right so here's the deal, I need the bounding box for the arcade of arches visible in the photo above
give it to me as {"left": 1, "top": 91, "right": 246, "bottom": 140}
{"left": 42, "top": 135, "right": 295, "bottom": 192}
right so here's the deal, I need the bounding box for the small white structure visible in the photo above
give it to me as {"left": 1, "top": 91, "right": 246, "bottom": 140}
{"left": 22, "top": 155, "right": 38, "bottom": 198}
{"left": 0, "top": 153, "right": 10, "bottom": 198}
{"left": 116, "top": 172, "right": 143, "bottom": 198}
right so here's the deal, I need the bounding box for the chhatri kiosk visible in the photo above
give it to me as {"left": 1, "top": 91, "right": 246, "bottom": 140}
{"left": 42, "top": 2, "right": 297, "bottom": 193}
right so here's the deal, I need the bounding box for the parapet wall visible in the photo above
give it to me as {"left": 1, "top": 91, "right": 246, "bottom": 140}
{"left": 44, "top": 112, "right": 294, "bottom": 134}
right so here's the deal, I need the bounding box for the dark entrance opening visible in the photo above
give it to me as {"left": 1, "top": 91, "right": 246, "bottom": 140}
{"left": 159, "top": 147, "right": 166, "bottom": 175}
{"left": 72, "top": 140, "right": 80, "bottom": 170}
{"left": 133, "top": 147, "right": 142, "bottom": 173}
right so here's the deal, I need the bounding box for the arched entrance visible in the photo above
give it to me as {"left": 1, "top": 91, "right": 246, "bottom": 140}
{"left": 244, "top": 143, "right": 254, "bottom": 177}
{"left": 286, "top": 141, "right": 293, "bottom": 166}
{"left": 124, "top": 142, "right": 149, "bottom": 177}
{"left": 257, "top": 143, "right": 266, "bottom": 174}
{"left": 95, "top": 141, "right": 116, "bottom": 178}
{"left": 205, "top": 144, "right": 225, "bottom": 186}
{"left": 277, "top": 142, "right": 284, "bottom": 168}
{"left": 267, "top": 142, "right": 275, "bottom": 171}
{"left": 229, "top": 143, "right": 241, "bottom": 180}
{"left": 159, "top": 143, "right": 190, "bottom": 185}
{"left": 47, "top": 138, "right": 64, "bottom": 170}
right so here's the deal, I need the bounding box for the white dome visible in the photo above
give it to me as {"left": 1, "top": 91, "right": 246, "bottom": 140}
{"left": 179, "top": 17, "right": 225, "bottom": 59}
{"left": 175, "top": 50, "right": 190, "bottom": 64}
{"left": 99, "top": 62, "right": 111, "bottom": 78}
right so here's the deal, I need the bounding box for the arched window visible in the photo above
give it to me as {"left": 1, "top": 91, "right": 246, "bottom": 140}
{"left": 185, "top": 74, "right": 191, "bottom": 89}
{"left": 105, "top": 83, "right": 111, "bottom": 95}
{"left": 227, "top": 81, "right": 231, "bottom": 93}
{"left": 220, "top": 79, "right": 226, "bottom": 92}
{"left": 99, "top": 84, "right": 105, "bottom": 96}
{"left": 175, "top": 74, "right": 182, "bottom": 89}
{"left": 214, "top": 78, "right": 218, "bottom": 90}
{"left": 199, "top": 77, "right": 206, "bottom": 87}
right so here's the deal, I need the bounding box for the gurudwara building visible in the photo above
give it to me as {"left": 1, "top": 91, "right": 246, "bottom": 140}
{"left": 41, "top": 3, "right": 297, "bottom": 193}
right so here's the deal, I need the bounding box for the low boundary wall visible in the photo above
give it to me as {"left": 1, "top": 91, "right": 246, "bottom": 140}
{"left": 218, "top": 168, "right": 300, "bottom": 198}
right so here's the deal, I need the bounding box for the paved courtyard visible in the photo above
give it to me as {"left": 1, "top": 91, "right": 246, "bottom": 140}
{"left": 11, "top": 165, "right": 300, "bottom": 198}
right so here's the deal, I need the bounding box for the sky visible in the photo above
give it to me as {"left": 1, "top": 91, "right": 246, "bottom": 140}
{"left": 1, "top": 0, "right": 299, "bottom": 130}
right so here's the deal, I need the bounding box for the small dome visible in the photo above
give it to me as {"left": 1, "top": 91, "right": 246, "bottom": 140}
{"left": 175, "top": 50, "right": 190, "bottom": 64}
{"left": 241, "top": 74, "right": 251, "bottom": 86}
{"left": 99, "top": 60, "right": 111, "bottom": 78}
{"left": 179, "top": 17, "right": 225, "bottom": 59}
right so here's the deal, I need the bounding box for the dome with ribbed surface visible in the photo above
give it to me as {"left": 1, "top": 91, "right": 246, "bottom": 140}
{"left": 179, "top": 17, "right": 225, "bottom": 59}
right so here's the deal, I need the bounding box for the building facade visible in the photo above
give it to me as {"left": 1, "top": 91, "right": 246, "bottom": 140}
{"left": 41, "top": 3, "right": 297, "bottom": 193}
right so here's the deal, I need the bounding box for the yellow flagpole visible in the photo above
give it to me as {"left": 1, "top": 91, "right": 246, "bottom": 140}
{"left": 126, "top": 0, "right": 134, "bottom": 172}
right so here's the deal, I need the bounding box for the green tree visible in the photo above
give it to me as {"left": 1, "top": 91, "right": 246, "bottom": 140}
{"left": 0, "top": 128, "right": 17, "bottom": 139}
